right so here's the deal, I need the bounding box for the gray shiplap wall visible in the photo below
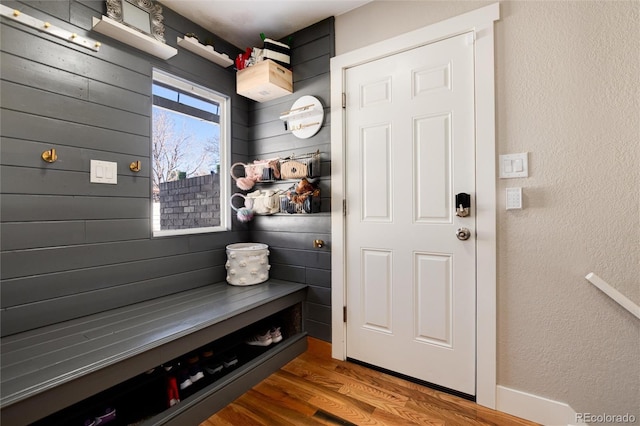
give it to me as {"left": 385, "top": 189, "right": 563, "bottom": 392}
{"left": 0, "top": 0, "right": 249, "bottom": 336}
{"left": 247, "top": 18, "right": 334, "bottom": 342}
{"left": 0, "top": 1, "right": 334, "bottom": 342}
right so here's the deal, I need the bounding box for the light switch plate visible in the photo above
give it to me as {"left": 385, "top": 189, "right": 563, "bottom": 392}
{"left": 499, "top": 153, "right": 529, "bottom": 178}
{"left": 91, "top": 160, "right": 117, "bottom": 184}
{"left": 506, "top": 187, "right": 523, "bottom": 210}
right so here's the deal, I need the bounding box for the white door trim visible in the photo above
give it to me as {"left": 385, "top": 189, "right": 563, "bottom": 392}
{"left": 330, "top": 3, "right": 500, "bottom": 408}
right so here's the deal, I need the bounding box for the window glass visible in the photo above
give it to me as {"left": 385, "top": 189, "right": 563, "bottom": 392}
{"left": 152, "top": 69, "right": 230, "bottom": 236}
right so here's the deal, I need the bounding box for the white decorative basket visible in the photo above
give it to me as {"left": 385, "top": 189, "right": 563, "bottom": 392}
{"left": 225, "top": 243, "right": 270, "bottom": 286}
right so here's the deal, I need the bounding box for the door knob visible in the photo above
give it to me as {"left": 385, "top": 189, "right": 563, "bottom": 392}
{"left": 456, "top": 227, "right": 471, "bottom": 241}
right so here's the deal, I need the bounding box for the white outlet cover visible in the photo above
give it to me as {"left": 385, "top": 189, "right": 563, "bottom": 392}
{"left": 91, "top": 160, "right": 117, "bottom": 184}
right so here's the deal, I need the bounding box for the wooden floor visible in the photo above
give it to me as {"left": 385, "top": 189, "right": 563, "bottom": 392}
{"left": 201, "top": 338, "right": 538, "bottom": 426}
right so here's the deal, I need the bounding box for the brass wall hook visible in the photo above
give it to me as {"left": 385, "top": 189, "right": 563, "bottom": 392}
{"left": 41, "top": 148, "right": 57, "bottom": 163}
{"left": 313, "top": 239, "right": 324, "bottom": 248}
{"left": 129, "top": 160, "right": 141, "bottom": 172}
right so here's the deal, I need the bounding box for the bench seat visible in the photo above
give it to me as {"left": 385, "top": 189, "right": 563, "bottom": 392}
{"left": 0, "top": 279, "right": 308, "bottom": 425}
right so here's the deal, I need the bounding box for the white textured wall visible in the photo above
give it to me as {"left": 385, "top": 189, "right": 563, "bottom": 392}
{"left": 336, "top": 0, "right": 639, "bottom": 420}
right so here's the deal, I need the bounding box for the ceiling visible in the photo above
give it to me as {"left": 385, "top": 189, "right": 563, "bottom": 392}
{"left": 159, "top": 0, "right": 371, "bottom": 49}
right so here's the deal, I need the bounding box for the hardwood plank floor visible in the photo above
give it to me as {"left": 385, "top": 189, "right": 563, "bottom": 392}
{"left": 201, "top": 338, "right": 538, "bottom": 426}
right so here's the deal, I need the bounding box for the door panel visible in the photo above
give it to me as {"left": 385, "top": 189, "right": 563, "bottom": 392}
{"left": 361, "top": 125, "right": 392, "bottom": 221}
{"left": 362, "top": 249, "right": 393, "bottom": 333}
{"left": 414, "top": 113, "right": 451, "bottom": 222}
{"left": 345, "top": 32, "right": 476, "bottom": 395}
{"left": 413, "top": 62, "right": 451, "bottom": 95}
{"left": 414, "top": 252, "right": 452, "bottom": 346}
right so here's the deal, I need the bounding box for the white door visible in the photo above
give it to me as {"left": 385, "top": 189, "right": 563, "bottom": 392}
{"left": 345, "top": 32, "right": 476, "bottom": 395}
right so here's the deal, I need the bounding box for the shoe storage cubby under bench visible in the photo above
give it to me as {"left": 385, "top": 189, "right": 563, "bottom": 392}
{"left": 0, "top": 279, "right": 308, "bottom": 426}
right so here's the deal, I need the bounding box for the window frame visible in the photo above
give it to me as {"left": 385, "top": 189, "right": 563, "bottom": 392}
{"left": 151, "top": 68, "right": 231, "bottom": 237}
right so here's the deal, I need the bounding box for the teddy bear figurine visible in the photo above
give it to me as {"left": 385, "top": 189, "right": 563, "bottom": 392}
{"left": 287, "top": 178, "right": 319, "bottom": 204}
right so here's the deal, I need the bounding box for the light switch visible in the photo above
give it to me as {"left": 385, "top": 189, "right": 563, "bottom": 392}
{"left": 91, "top": 160, "right": 117, "bottom": 184}
{"left": 513, "top": 159, "right": 523, "bottom": 172}
{"left": 499, "top": 153, "right": 529, "bottom": 178}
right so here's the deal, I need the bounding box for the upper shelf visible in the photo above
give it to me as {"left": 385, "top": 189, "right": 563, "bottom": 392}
{"left": 177, "top": 36, "right": 233, "bottom": 68}
{"left": 92, "top": 15, "right": 177, "bottom": 60}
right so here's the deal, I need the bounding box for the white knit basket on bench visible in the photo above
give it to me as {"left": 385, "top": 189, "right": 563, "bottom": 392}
{"left": 225, "top": 243, "right": 270, "bottom": 286}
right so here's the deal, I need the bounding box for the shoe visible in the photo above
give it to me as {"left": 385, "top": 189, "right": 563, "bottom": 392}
{"left": 94, "top": 408, "right": 116, "bottom": 425}
{"left": 223, "top": 354, "right": 238, "bottom": 368}
{"left": 178, "top": 370, "right": 193, "bottom": 390}
{"left": 245, "top": 330, "right": 272, "bottom": 346}
{"left": 189, "top": 365, "right": 204, "bottom": 383}
{"left": 185, "top": 355, "right": 204, "bottom": 382}
{"left": 162, "top": 360, "right": 179, "bottom": 372}
{"left": 204, "top": 361, "right": 224, "bottom": 375}
{"left": 166, "top": 376, "right": 180, "bottom": 407}
{"left": 270, "top": 326, "right": 283, "bottom": 343}
{"left": 83, "top": 420, "right": 96, "bottom": 426}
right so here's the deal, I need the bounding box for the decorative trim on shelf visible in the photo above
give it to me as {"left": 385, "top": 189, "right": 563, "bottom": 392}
{"left": 0, "top": 4, "right": 101, "bottom": 51}
{"left": 177, "top": 36, "right": 233, "bottom": 68}
{"left": 92, "top": 15, "right": 177, "bottom": 60}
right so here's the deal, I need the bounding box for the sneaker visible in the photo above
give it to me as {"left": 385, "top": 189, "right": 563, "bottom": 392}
{"left": 178, "top": 370, "right": 193, "bottom": 390}
{"left": 223, "top": 354, "right": 238, "bottom": 368}
{"left": 204, "top": 361, "right": 224, "bottom": 375}
{"left": 94, "top": 408, "right": 116, "bottom": 425}
{"left": 270, "top": 326, "right": 283, "bottom": 343}
{"left": 189, "top": 365, "right": 204, "bottom": 383}
{"left": 162, "top": 360, "right": 179, "bottom": 372}
{"left": 245, "top": 330, "right": 272, "bottom": 346}
{"left": 185, "top": 355, "right": 204, "bottom": 382}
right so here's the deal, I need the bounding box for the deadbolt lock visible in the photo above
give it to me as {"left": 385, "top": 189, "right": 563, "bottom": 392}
{"left": 455, "top": 193, "right": 471, "bottom": 217}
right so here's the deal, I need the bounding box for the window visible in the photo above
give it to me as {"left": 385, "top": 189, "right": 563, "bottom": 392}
{"left": 151, "top": 69, "right": 230, "bottom": 236}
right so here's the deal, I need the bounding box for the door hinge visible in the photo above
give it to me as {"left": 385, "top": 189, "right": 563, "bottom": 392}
{"left": 343, "top": 306, "right": 347, "bottom": 323}
{"left": 342, "top": 92, "right": 346, "bottom": 109}
{"left": 343, "top": 199, "right": 347, "bottom": 216}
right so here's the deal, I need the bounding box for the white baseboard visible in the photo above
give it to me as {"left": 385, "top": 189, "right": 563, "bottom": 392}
{"left": 497, "top": 385, "right": 584, "bottom": 425}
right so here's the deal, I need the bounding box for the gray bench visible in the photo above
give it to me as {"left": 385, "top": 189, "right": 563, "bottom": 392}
{"left": 0, "top": 280, "right": 308, "bottom": 425}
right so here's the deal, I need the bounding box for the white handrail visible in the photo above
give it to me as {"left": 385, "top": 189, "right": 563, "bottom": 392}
{"left": 585, "top": 273, "right": 640, "bottom": 320}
